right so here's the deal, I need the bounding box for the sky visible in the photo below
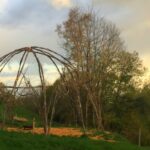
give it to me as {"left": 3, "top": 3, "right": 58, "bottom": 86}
{"left": 0, "top": 0, "right": 150, "bottom": 85}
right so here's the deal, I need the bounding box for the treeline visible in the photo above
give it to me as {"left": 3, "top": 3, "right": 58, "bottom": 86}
{"left": 52, "top": 81, "right": 150, "bottom": 146}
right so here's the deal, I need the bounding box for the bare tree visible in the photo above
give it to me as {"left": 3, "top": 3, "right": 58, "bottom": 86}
{"left": 56, "top": 7, "right": 143, "bottom": 130}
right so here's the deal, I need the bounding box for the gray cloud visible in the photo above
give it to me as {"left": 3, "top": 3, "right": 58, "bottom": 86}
{"left": 0, "top": 0, "right": 71, "bottom": 57}
{"left": 0, "top": 0, "right": 150, "bottom": 71}
{"left": 0, "top": 0, "right": 70, "bottom": 30}
{"left": 93, "top": 0, "right": 150, "bottom": 67}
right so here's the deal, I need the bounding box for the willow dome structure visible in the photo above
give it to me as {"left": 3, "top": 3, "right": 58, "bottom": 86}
{"left": 0, "top": 46, "right": 73, "bottom": 88}
{"left": 0, "top": 46, "right": 74, "bottom": 134}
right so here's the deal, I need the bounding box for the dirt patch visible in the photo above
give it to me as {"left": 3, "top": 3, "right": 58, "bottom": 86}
{"left": 89, "top": 135, "right": 116, "bottom": 143}
{"left": 6, "top": 127, "right": 82, "bottom": 137}
{"left": 6, "top": 127, "right": 116, "bottom": 143}
{"left": 90, "top": 135, "right": 105, "bottom": 140}
{"left": 34, "top": 127, "right": 82, "bottom": 137}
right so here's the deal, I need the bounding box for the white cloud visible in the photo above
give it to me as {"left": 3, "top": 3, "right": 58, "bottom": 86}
{"left": 0, "top": 62, "right": 28, "bottom": 74}
{"left": 43, "top": 63, "right": 62, "bottom": 84}
{"left": 0, "top": 0, "right": 7, "bottom": 13}
{"left": 0, "top": 62, "right": 62, "bottom": 86}
{"left": 50, "top": 0, "right": 72, "bottom": 9}
{"left": 0, "top": 76, "right": 16, "bottom": 85}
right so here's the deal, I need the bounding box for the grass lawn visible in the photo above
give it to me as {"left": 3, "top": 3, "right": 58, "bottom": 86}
{"left": 0, "top": 130, "right": 149, "bottom": 150}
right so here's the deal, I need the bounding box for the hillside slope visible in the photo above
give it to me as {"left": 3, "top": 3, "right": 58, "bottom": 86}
{"left": 0, "top": 130, "right": 149, "bottom": 150}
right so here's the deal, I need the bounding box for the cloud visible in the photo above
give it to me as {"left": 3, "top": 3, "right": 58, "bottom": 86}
{"left": 43, "top": 63, "right": 62, "bottom": 84}
{"left": 0, "top": 0, "right": 71, "bottom": 30}
{"left": 0, "top": 0, "right": 71, "bottom": 58}
{"left": 0, "top": 62, "right": 28, "bottom": 76}
{"left": 0, "top": 62, "right": 61, "bottom": 85}
{"left": 50, "top": 0, "right": 72, "bottom": 9}
{"left": 94, "top": 0, "right": 143, "bottom": 6}
{"left": 0, "top": 0, "right": 150, "bottom": 77}
{"left": 0, "top": 0, "right": 52, "bottom": 27}
{"left": 93, "top": 0, "right": 150, "bottom": 70}
{"left": 90, "top": 0, "right": 150, "bottom": 75}
{"left": 0, "top": 0, "right": 7, "bottom": 12}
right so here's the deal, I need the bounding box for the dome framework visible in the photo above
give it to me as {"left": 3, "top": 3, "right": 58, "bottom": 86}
{"left": 0, "top": 46, "right": 74, "bottom": 134}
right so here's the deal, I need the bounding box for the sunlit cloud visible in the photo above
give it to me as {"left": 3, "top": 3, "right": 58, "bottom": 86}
{"left": 0, "top": 0, "right": 7, "bottom": 13}
{"left": 0, "top": 62, "right": 28, "bottom": 75}
{"left": 0, "top": 62, "right": 62, "bottom": 85}
{"left": 50, "top": 0, "right": 72, "bottom": 9}
{"left": 0, "top": 76, "right": 16, "bottom": 85}
{"left": 43, "top": 63, "right": 62, "bottom": 84}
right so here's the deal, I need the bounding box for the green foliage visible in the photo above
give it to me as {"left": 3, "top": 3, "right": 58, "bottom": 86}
{"left": 103, "top": 83, "right": 150, "bottom": 146}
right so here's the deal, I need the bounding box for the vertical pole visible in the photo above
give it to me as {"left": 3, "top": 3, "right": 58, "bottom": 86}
{"left": 32, "top": 118, "right": 35, "bottom": 130}
{"left": 138, "top": 127, "right": 141, "bottom": 147}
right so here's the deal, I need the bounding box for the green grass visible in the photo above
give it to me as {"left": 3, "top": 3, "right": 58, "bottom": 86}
{"left": 0, "top": 130, "right": 149, "bottom": 150}
{"left": 91, "top": 130, "right": 127, "bottom": 141}
{"left": 0, "top": 103, "right": 42, "bottom": 127}
{"left": 13, "top": 106, "right": 41, "bottom": 126}
{"left": 0, "top": 104, "right": 149, "bottom": 149}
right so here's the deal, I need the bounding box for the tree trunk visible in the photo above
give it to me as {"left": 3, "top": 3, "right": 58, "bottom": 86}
{"left": 76, "top": 95, "right": 86, "bottom": 134}
{"left": 43, "top": 93, "right": 49, "bottom": 135}
{"left": 87, "top": 89, "right": 104, "bottom": 131}
{"left": 85, "top": 99, "right": 89, "bottom": 128}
